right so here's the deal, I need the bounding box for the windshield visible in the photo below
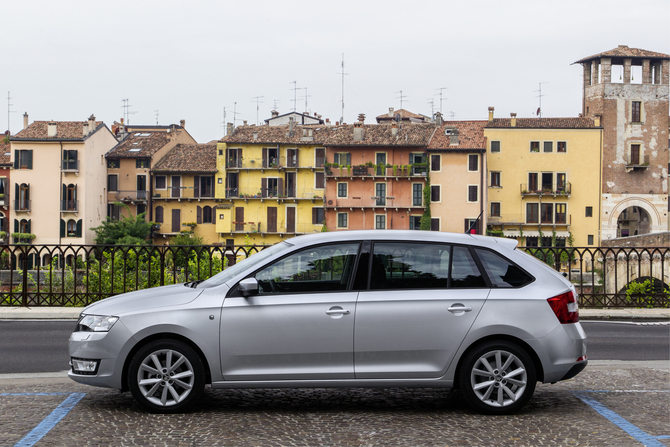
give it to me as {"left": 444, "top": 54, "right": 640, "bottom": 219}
{"left": 199, "top": 242, "right": 291, "bottom": 288}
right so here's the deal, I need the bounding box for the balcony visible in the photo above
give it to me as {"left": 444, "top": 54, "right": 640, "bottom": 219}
{"left": 487, "top": 214, "right": 572, "bottom": 227}
{"left": 152, "top": 188, "right": 215, "bottom": 200}
{"left": 625, "top": 154, "right": 650, "bottom": 172}
{"left": 61, "top": 160, "right": 79, "bottom": 172}
{"left": 325, "top": 165, "right": 427, "bottom": 179}
{"left": 227, "top": 221, "right": 316, "bottom": 235}
{"left": 113, "top": 190, "right": 148, "bottom": 202}
{"left": 14, "top": 199, "right": 31, "bottom": 212}
{"left": 520, "top": 183, "right": 571, "bottom": 197}
{"left": 60, "top": 200, "right": 79, "bottom": 212}
{"left": 324, "top": 196, "right": 423, "bottom": 209}
{"left": 226, "top": 188, "right": 324, "bottom": 201}
{"left": 226, "top": 158, "right": 243, "bottom": 169}
{"left": 0, "top": 192, "right": 8, "bottom": 207}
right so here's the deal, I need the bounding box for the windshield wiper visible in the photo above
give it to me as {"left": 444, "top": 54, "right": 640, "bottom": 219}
{"left": 184, "top": 280, "right": 204, "bottom": 288}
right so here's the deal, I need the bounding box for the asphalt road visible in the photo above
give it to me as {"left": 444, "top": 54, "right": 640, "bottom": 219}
{"left": 0, "top": 320, "right": 668, "bottom": 374}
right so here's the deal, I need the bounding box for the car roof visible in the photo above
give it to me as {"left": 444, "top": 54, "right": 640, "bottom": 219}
{"left": 283, "top": 230, "right": 518, "bottom": 251}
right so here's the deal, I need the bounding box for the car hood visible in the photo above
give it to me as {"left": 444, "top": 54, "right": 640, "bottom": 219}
{"left": 80, "top": 284, "right": 203, "bottom": 317}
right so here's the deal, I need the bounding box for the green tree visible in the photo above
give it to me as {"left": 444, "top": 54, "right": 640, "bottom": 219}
{"left": 91, "top": 203, "right": 154, "bottom": 245}
{"left": 419, "top": 172, "right": 432, "bottom": 230}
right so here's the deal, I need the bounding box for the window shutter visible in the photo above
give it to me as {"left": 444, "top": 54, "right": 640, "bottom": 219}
{"left": 27, "top": 150, "right": 33, "bottom": 169}
{"left": 312, "top": 208, "right": 317, "bottom": 224}
{"left": 261, "top": 178, "right": 268, "bottom": 198}
{"left": 155, "top": 206, "right": 163, "bottom": 223}
{"left": 262, "top": 148, "right": 268, "bottom": 168}
{"left": 14, "top": 219, "right": 18, "bottom": 233}
{"left": 295, "top": 149, "right": 299, "bottom": 167}
{"left": 27, "top": 219, "right": 31, "bottom": 233}
{"left": 346, "top": 153, "right": 351, "bottom": 166}
{"left": 62, "top": 184, "right": 66, "bottom": 201}
{"left": 15, "top": 183, "right": 18, "bottom": 203}
{"left": 60, "top": 219, "right": 65, "bottom": 237}
{"left": 194, "top": 176, "right": 200, "bottom": 198}
{"left": 197, "top": 206, "right": 202, "bottom": 224}
{"left": 278, "top": 178, "right": 284, "bottom": 196}
{"left": 333, "top": 153, "right": 339, "bottom": 165}
{"left": 76, "top": 220, "right": 82, "bottom": 237}
{"left": 14, "top": 151, "right": 18, "bottom": 169}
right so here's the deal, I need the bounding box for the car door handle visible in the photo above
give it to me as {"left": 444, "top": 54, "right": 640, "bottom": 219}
{"left": 326, "top": 308, "right": 351, "bottom": 316}
{"left": 448, "top": 305, "right": 472, "bottom": 313}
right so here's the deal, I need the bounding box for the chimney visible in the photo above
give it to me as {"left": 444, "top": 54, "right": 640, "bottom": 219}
{"left": 243, "top": 120, "right": 248, "bottom": 126}
{"left": 88, "top": 114, "right": 96, "bottom": 135}
{"left": 488, "top": 107, "right": 494, "bottom": 122}
{"left": 353, "top": 121, "right": 365, "bottom": 141}
{"left": 271, "top": 110, "right": 279, "bottom": 118}
{"left": 288, "top": 117, "right": 295, "bottom": 136}
{"left": 391, "top": 122, "right": 398, "bottom": 137}
{"left": 450, "top": 129, "right": 460, "bottom": 146}
{"left": 434, "top": 112, "right": 443, "bottom": 125}
{"left": 180, "top": 119, "right": 186, "bottom": 128}
{"left": 594, "top": 114, "right": 602, "bottom": 127}
{"left": 326, "top": 118, "right": 330, "bottom": 125}
{"left": 388, "top": 107, "right": 394, "bottom": 117}
{"left": 83, "top": 123, "right": 89, "bottom": 136}
{"left": 23, "top": 112, "right": 29, "bottom": 130}
{"left": 253, "top": 131, "right": 258, "bottom": 141}
{"left": 510, "top": 113, "right": 517, "bottom": 127}
{"left": 226, "top": 123, "right": 234, "bottom": 135}
{"left": 358, "top": 113, "right": 365, "bottom": 124}
{"left": 48, "top": 122, "right": 57, "bottom": 137}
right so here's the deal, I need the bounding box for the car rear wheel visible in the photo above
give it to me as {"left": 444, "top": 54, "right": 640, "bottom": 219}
{"left": 459, "top": 340, "right": 536, "bottom": 415}
{"left": 128, "top": 339, "right": 205, "bottom": 413}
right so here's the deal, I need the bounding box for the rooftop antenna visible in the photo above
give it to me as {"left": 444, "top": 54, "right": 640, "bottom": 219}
{"left": 337, "top": 54, "right": 348, "bottom": 124}
{"left": 122, "top": 99, "right": 136, "bottom": 124}
{"left": 273, "top": 99, "right": 281, "bottom": 111}
{"left": 395, "top": 90, "right": 408, "bottom": 110}
{"left": 299, "top": 87, "right": 310, "bottom": 114}
{"left": 535, "top": 82, "right": 548, "bottom": 118}
{"left": 427, "top": 98, "right": 435, "bottom": 116}
{"left": 232, "top": 102, "right": 240, "bottom": 128}
{"left": 7, "top": 91, "right": 15, "bottom": 133}
{"left": 290, "top": 81, "right": 298, "bottom": 112}
{"left": 449, "top": 111, "right": 455, "bottom": 120}
{"left": 154, "top": 110, "right": 159, "bottom": 125}
{"left": 251, "top": 96, "right": 264, "bottom": 125}
{"left": 436, "top": 87, "right": 447, "bottom": 114}
{"left": 221, "top": 107, "right": 227, "bottom": 135}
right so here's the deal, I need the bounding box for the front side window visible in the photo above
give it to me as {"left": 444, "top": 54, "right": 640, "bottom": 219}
{"left": 254, "top": 243, "right": 360, "bottom": 294}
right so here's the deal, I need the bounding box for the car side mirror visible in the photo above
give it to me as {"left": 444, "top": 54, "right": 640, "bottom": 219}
{"left": 238, "top": 277, "right": 259, "bottom": 297}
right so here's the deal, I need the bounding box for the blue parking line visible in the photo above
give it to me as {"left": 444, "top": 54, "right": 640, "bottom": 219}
{"left": 13, "top": 392, "right": 85, "bottom": 447}
{"left": 575, "top": 393, "right": 666, "bottom": 447}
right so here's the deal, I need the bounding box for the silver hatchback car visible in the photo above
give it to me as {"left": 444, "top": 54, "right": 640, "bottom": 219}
{"left": 69, "top": 230, "right": 587, "bottom": 414}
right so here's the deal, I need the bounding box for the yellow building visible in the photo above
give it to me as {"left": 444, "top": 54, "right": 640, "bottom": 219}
{"left": 216, "top": 123, "right": 330, "bottom": 246}
{"left": 484, "top": 108, "right": 603, "bottom": 248}
{"left": 151, "top": 143, "right": 219, "bottom": 244}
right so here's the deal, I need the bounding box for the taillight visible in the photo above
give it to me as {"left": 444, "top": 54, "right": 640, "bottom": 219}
{"left": 547, "top": 291, "right": 579, "bottom": 324}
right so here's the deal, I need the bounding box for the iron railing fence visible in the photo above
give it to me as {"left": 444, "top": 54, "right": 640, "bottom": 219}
{"left": 0, "top": 244, "right": 667, "bottom": 308}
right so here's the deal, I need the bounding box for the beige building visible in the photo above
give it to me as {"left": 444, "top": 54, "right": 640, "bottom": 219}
{"left": 10, "top": 114, "right": 118, "bottom": 251}
{"left": 105, "top": 122, "right": 196, "bottom": 222}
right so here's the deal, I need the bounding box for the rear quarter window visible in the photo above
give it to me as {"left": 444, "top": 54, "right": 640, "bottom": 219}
{"left": 475, "top": 248, "right": 534, "bottom": 288}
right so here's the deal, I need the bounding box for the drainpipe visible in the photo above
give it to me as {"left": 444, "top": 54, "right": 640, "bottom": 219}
{"left": 59, "top": 142, "right": 63, "bottom": 245}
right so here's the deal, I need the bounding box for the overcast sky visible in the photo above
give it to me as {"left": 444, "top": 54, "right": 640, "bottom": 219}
{"left": 2, "top": 0, "right": 668, "bottom": 143}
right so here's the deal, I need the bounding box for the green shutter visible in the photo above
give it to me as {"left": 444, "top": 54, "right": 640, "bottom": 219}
{"left": 14, "top": 219, "right": 18, "bottom": 233}
{"left": 26, "top": 150, "right": 33, "bottom": 169}
{"left": 14, "top": 151, "right": 18, "bottom": 169}
{"left": 27, "top": 219, "right": 31, "bottom": 233}
{"left": 76, "top": 220, "right": 82, "bottom": 237}
{"left": 60, "top": 219, "right": 65, "bottom": 237}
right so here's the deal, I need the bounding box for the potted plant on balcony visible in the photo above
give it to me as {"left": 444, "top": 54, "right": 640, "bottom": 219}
{"left": 11, "top": 232, "right": 36, "bottom": 244}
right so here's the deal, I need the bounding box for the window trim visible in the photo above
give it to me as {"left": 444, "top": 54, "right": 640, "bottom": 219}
{"left": 374, "top": 213, "right": 387, "bottom": 230}
{"left": 557, "top": 141, "right": 567, "bottom": 153}
{"left": 430, "top": 154, "right": 442, "bottom": 172}
{"left": 490, "top": 141, "right": 501, "bottom": 153}
{"left": 530, "top": 141, "right": 540, "bottom": 153}
{"left": 526, "top": 202, "right": 539, "bottom": 224}
{"left": 155, "top": 175, "right": 167, "bottom": 190}
{"left": 336, "top": 212, "right": 348, "bottom": 229}
{"left": 412, "top": 182, "right": 423, "bottom": 207}
{"left": 337, "top": 182, "right": 348, "bottom": 198}
{"left": 430, "top": 184, "right": 441, "bottom": 203}
{"left": 543, "top": 141, "right": 553, "bottom": 153}
{"left": 467, "top": 154, "right": 479, "bottom": 172}
{"left": 631, "top": 100, "right": 643, "bottom": 124}
{"left": 490, "top": 171, "right": 501, "bottom": 188}
{"left": 467, "top": 184, "right": 479, "bottom": 203}
{"left": 490, "top": 202, "right": 501, "bottom": 217}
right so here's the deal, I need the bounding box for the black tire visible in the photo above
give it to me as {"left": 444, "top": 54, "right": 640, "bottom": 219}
{"left": 459, "top": 340, "right": 536, "bottom": 415}
{"left": 128, "top": 339, "right": 205, "bottom": 413}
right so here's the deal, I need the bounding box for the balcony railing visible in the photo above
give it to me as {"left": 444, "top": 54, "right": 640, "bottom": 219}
{"left": 228, "top": 221, "right": 319, "bottom": 235}
{"left": 225, "top": 188, "right": 323, "bottom": 200}
{"left": 625, "top": 154, "right": 651, "bottom": 170}
{"left": 326, "top": 165, "right": 427, "bottom": 178}
{"left": 487, "top": 214, "right": 572, "bottom": 226}
{"left": 14, "top": 199, "right": 31, "bottom": 212}
{"left": 325, "top": 196, "right": 423, "bottom": 209}
{"left": 61, "top": 160, "right": 79, "bottom": 171}
{"left": 60, "top": 200, "right": 79, "bottom": 212}
{"left": 152, "top": 188, "right": 216, "bottom": 200}
{"left": 0, "top": 192, "right": 8, "bottom": 207}
{"left": 226, "top": 158, "right": 243, "bottom": 168}
{"left": 520, "top": 183, "right": 571, "bottom": 196}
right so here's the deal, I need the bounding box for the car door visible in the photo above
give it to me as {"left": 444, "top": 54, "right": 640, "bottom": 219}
{"left": 354, "top": 242, "right": 489, "bottom": 379}
{"left": 220, "top": 242, "right": 360, "bottom": 381}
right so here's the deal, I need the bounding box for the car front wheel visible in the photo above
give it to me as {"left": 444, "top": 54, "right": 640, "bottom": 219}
{"left": 459, "top": 340, "right": 536, "bottom": 415}
{"left": 128, "top": 339, "right": 205, "bottom": 413}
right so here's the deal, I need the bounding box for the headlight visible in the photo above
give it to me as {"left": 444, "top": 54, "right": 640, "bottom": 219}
{"left": 75, "top": 314, "right": 119, "bottom": 332}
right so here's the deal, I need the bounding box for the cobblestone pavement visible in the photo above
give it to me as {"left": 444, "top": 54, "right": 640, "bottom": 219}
{"left": 1, "top": 361, "right": 668, "bottom": 447}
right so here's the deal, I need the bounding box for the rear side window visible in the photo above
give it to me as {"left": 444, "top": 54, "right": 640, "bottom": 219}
{"left": 370, "top": 242, "right": 450, "bottom": 290}
{"left": 475, "top": 248, "right": 534, "bottom": 288}
{"left": 450, "top": 246, "right": 486, "bottom": 288}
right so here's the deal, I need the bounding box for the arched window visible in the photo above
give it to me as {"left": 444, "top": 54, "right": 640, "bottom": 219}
{"left": 203, "top": 206, "right": 213, "bottom": 223}
{"left": 67, "top": 220, "right": 77, "bottom": 237}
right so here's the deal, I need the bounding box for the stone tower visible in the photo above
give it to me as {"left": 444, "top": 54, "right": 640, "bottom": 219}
{"left": 576, "top": 45, "right": 669, "bottom": 240}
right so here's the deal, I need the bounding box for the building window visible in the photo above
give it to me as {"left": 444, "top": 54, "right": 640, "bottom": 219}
{"left": 631, "top": 101, "right": 642, "bottom": 123}
{"left": 585, "top": 206, "right": 593, "bottom": 217}
{"left": 315, "top": 172, "right": 324, "bottom": 189}
{"left": 375, "top": 214, "right": 386, "bottom": 229}
{"left": 543, "top": 141, "right": 553, "bottom": 153}
{"left": 528, "top": 173, "right": 538, "bottom": 192}
{"left": 557, "top": 142, "right": 567, "bottom": 153}
{"left": 15, "top": 150, "right": 33, "bottom": 170}
{"left": 526, "top": 203, "right": 539, "bottom": 223}
{"left": 490, "top": 171, "right": 501, "bottom": 187}
{"left": 333, "top": 152, "right": 351, "bottom": 166}
{"left": 431, "top": 185, "right": 440, "bottom": 202}
{"left": 66, "top": 219, "right": 77, "bottom": 237}
{"left": 62, "top": 150, "right": 78, "bottom": 170}
{"left": 155, "top": 175, "right": 166, "bottom": 189}
{"left": 431, "top": 218, "right": 440, "bottom": 231}
{"left": 337, "top": 182, "right": 347, "bottom": 198}
{"left": 467, "top": 185, "right": 478, "bottom": 203}
{"left": 107, "top": 175, "right": 118, "bottom": 192}
{"left": 541, "top": 203, "right": 553, "bottom": 224}
{"left": 108, "top": 204, "right": 121, "bottom": 221}
{"left": 375, "top": 183, "right": 386, "bottom": 206}
{"left": 155, "top": 206, "right": 164, "bottom": 223}
{"left": 410, "top": 153, "right": 427, "bottom": 176}
{"left": 266, "top": 178, "right": 278, "bottom": 197}
{"left": 312, "top": 208, "right": 324, "bottom": 225}
{"left": 107, "top": 159, "right": 119, "bottom": 169}
{"left": 468, "top": 154, "right": 479, "bottom": 171}
{"left": 490, "top": 141, "right": 501, "bottom": 153}
{"left": 490, "top": 202, "right": 501, "bottom": 217}
{"left": 137, "top": 203, "right": 146, "bottom": 216}
{"left": 412, "top": 184, "right": 423, "bottom": 206}
{"left": 430, "top": 154, "right": 441, "bottom": 172}
{"left": 556, "top": 173, "right": 567, "bottom": 193}
{"left": 530, "top": 141, "right": 540, "bottom": 153}
{"left": 555, "top": 204, "right": 567, "bottom": 224}
{"left": 587, "top": 235, "right": 594, "bottom": 245}
{"left": 409, "top": 215, "right": 421, "bottom": 230}
{"left": 525, "top": 237, "right": 538, "bottom": 247}
{"left": 629, "top": 144, "right": 641, "bottom": 165}
{"left": 337, "top": 212, "right": 348, "bottom": 228}
{"left": 136, "top": 158, "right": 150, "bottom": 169}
